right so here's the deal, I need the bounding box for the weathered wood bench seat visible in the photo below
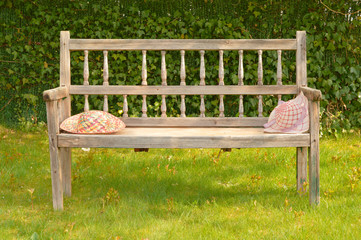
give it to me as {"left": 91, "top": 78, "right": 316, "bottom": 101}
{"left": 44, "top": 31, "right": 321, "bottom": 210}
{"left": 58, "top": 127, "right": 311, "bottom": 148}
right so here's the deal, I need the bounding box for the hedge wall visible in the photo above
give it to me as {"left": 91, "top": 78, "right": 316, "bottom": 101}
{"left": 1, "top": 0, "right": 360, "bottom": 134}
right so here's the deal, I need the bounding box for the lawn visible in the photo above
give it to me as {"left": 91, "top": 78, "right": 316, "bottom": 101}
{"left": 0, "top": 125, "right": 360, "bottom": 239}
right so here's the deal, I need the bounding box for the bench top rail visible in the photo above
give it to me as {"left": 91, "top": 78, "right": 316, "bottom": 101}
{"left": 69, "top": 39, "right": 297, "bottom": 51}
{"left": 69, "top": 85, "right": 298, "bottom": 96}
{"left": 120, "top": 117, "right": 268, "bottom": 128}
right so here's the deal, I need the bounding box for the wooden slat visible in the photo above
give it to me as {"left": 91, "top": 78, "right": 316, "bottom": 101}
{"left": 58, "top": 127, "right": 310, "bottom": 148}
{"left": 83, "top": 50, "right": 90, "bottom": 111}
{"left": 161, "top": 50, "right": 167, "bottom": 118}
{"left": 69, "top": 39, "right": 297, "bottom": 51}
{"left": 69, "top": 85, "right": 298, "bottom": 95}
{"left": 258, "top": 50, "right": 263, "bottom": 117}
{"left": 219, "top": 50, "right": 225, "bottom": 117}
{"left": 238, "top": 50, "right": 244, "bottom": 117}
{"left": 103, "top": 50, "right": 109, "bottom": 112}
{"left": 180, "top": 50, "right": 186, "bottom": 117}
{"left": 199, "top": 50, "right": 206, "bottom": 117}
{"left": 142, "top": 50, "right": 147, "bottom": 117}
{"left": 120, "top": 117, "right": 268, "bottom": 127}
{"left": 277, "top": 50, "right": 282, "bottom": 102}
{"left": 296, "top": 31, "right": 307, "bottom": 87}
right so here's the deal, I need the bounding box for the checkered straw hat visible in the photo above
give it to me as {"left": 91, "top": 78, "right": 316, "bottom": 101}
{"left": 264, "top": 92, "right": 309, "bottom": 133}
{"left": 60, "top": 110, "right": 126, "bottom": 134}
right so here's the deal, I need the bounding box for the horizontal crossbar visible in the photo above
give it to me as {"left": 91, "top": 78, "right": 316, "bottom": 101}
{"left": 69, "top": 85, "right": 298, "bottom": 96}
{"left": 121, "top": 117, "right": 268, "bottom": 127}
{"left": 69, "top": 39, "right": 297, "bottom": 51}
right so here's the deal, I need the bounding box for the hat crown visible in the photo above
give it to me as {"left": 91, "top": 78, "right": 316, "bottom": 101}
{"left": 60, "top": 110, "right": 125, "bottom": 134}
{"left": 264, "top": 92, "right": 309, "bottom": 133}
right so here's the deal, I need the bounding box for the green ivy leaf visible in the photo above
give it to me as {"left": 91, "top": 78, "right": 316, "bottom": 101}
{"left": 350, "top": 67, "right": 360, "bottom": 76}
{"left": 326, "top": 42, "right": 336, "bottom": 51}
{"left": 22, "top": 94, "right": 38, "bottom": 105}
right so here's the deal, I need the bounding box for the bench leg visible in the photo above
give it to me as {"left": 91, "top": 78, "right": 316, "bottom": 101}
{"left": 60, "top": 148, "right": 71, "bottom": 197}
{"left": 309, "top": 100, "right": 320, "bottom": 205}
{"left": 49, "top": 142, "right": 63, "bottom": 210}
{"left": 309, "top": 144, "right": 320, "bottom": 205}
{"left": 46, "top": 100, "right": 63, "bottom": 210}
{"left": 296, "top": 147, "right": 307, "bottom": 193}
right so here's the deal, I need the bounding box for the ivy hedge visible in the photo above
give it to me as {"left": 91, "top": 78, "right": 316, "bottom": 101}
{"left": 1, "top": 0, "right": 360, "bottom": 134}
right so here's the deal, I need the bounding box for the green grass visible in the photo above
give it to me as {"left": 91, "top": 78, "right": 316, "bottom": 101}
{"left": 1, "top": 125, "right": 360, "bottom": 239}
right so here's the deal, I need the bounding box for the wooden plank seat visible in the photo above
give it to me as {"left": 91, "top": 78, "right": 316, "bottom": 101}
{"left": 58, "top": 128, "right": 310, "bottom": 149}
{"left": 43, "top": 31, "right": 321, "bottom": 210}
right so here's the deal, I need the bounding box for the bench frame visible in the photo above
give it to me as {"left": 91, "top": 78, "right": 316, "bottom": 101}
{"left": 44, "top": 31, "right": 321, "bottom": 210}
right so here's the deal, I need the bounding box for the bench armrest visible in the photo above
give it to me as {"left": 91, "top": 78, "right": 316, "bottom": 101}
{"left": 300, "top": 87, "right": 322, "bottom": 101}
{"left": 43, "top": 86, "right": 69, "bottom": 101}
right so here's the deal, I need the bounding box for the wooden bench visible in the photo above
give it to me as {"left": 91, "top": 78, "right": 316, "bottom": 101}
{"left": 43, "top": 31, "right": 321, "bottom": 210}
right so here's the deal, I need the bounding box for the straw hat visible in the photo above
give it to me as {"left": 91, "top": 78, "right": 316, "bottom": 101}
{"left": 60, "top": 110, "right": 126, "bottom": 134}
{"left": 264, "top": 92, "right": 309, "bottom": 133}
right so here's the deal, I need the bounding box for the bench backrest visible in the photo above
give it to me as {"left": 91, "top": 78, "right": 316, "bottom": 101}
{"left": 59, "top": 31, "right": 307, "bottom": 128}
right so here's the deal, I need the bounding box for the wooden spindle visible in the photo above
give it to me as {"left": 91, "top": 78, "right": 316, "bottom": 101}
{"left": 103, "top": 51, "right": 109, "bottom": 112}
{"left": 142, "top": 50, "right": 147, "bottom": 86}
{"left": 219, "top": 50, "right": 225, "bottom": 117}
{"left": 123, "top": 95, "right": 128, "bottom": 117}
{"left": 83, "top": 50, "right": 89, "bottom": 112}
{"left": 199, "top": 50, "right": 206, "bottom": 117}
{"left": 277, "top": 50, "right": 282, "bottom": 102}
{"left": 142, "top": 96, "right": 147, "bottom": 117}
{"left": 161, "top": 51, "right": 167, "bottom": 118}
{"left": 180, "top": 50, "right": 186, "bottom": 117}
{"left": 258, "top": 50, "right": 263, "bottom": 117}
{"left": 238, "top": 50, "right": 244, "bottom": 118}
{"left": 142, "top": 50, "right": 147, "bottom": 117}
